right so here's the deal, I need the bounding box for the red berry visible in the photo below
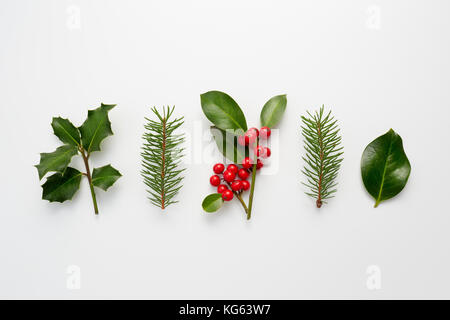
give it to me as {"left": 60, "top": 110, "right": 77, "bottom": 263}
{"left": 213, "top": 163, "right": 225, "bottom": 174}
{"left": 242, "top": 157, "right": 254, "bottom": 170}
{"left": 260, "top": 126, "right": 271, "bottom": 139}
{"left": 222, "top": 189, "right": 234, "bottom": 201}
{"left": 241, "top": 180, "right": 250, "bottom": 191}
{"left": 256, "top": 159, "right": 263, "bottom": 170}
{"left": 261, "top": 147, "right": 271, "bottom": 158}
{"left": 217, "top": 184, "right": 228, "bottom": 194}
{"left": 248, "top": 127, "right": 259, "bottom": 137}
{"left": 238, "top": 135, "right": 248, "bottom": 146}
{"left": 227, "top": 164, "right": 238, "bottom": 174}
{"left": 254, "top": 145, "right": 265, "bottom": 157}
{"left": 231, "top": 180, "right": 243, "bottom": 191}
{"left": 223, "top": 170, "right": 236, "bottom": 183}
{"left": 210, "top": 175, "right": 221, "bottom": 186}
{"left": 238, "top": 168, "right": 249, "bottom": 180}
{"left": 245, "top": 131, "right": 257, "bottom": 144}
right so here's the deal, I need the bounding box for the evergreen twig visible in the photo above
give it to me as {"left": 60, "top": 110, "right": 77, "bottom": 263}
{"left": 141, "top": 106, "right": 185, "bottom": 209}
{"left": 301, "top": 105, "right": 343, "bottom": 208}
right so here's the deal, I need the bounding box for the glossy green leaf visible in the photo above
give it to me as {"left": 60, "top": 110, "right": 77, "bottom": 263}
{"left": 202, "top": 193, "right": 224, "bottom": 213}
{"left": 92, "top": 164, "right": 122, "bottom": 191}
{"left": 35, "top": 145, "right": 78, "bottom": 180}
{"left": 79, "top": 103, "right": 115, "bottom": 154}
{"left": 41, "top": 167, "right": 82, "bottom": 203}
{"left": 361, "top": 129, "right": 411, "bottom": 207}
{"left": 200, "top": 91, "right": 247, "bottom": 131}
{"left": 210, "top": 126, "right": 246, "bottom": 164}
{"left": 260, "top": 94, "right": 287, "bottom": 128}
{"left": 51, "top": 117, "right": 81, "bottom": 147}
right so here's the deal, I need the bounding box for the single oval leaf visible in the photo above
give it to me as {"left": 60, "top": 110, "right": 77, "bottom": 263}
{"left": 35, "top": 145, "right": 78, "bottom": 180}
{"left": 79, "top": 103, "right": 116, "bottom": 154}
{"left": 202, "top": 193, "right": 224, "bottom": 213}
{"left": 51, "top": 117, "right": 81, "bottom": 147}
{"left": 210, "top": 126, "right": 246, "bottom": 164}
{"left": 92, "top": 164, "right": 122, "bottom": 191}
{"left": 361, "top": 129, "right": 411, "bottom": 207}
{"left": 201, "top": 91, "right": 247, "bottom": 131}
{"left": 260, "top": 94, "right": 287, "bottom": 128}
{"left": 41, "top": 167, "right": 82, "bottom": 203}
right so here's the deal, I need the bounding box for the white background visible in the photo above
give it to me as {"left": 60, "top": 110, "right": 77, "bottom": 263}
{"left": 0, "top": 0, "right": 449, "bottom": 299}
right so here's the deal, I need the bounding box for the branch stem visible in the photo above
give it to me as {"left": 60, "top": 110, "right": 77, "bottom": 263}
{"left": 160, "top": 110, "right": 167, "bottom": 210}
{"left": 235, "top": 192, "right": 249, "bottom": 213}
{"left": 316, "top": 114, "right": 324, "bottom": 208}
{"left": 81, "top": 148, "right": 99, "bottom": 214}
{"left": 247, "top": 162, "right": 257, "bottom": 220}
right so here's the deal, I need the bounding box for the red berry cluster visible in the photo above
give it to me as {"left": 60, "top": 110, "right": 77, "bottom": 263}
{"left": 209, "top": 126, "right": 272, "bottom": 202}
{"left": 210, "top": 163, "right": 250, "bottom": 201}
{"left": 238, "top": 127, "right": 271, "bottom": 159}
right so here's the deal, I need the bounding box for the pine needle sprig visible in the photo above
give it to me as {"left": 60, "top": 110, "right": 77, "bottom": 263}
{"left": 301, "top": 105, "right": 343, "bottom": 208}
{"left": 141, "top": 106, "right": 185, "bottom": 209}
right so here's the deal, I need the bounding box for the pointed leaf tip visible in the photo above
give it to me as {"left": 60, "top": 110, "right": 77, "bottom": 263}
{"left": 41, "top": 167, "right": 82, "bottom": 203}
{"left": 51, "top": 117, "right": 81, "bottom": 147}
{"left": 79, "top": 103, "right": 115, "bottom": 154}
{"left": 35, "top": 145, "right": 78, "bottom": 180}
{"left": 92, "top": 164, "right": 122, "bottom": 191}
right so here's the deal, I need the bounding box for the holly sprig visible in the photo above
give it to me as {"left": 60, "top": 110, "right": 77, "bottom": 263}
{"left": 35, "top": 103, "right": 121, "bottom": 214}
{"left": 201, "top": 91, "right": 287, "bottom": 220}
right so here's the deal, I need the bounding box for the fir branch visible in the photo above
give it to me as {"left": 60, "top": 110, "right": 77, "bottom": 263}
{"left": 141, "top": 106, "right": 185, "bottom": 209}
{"left": 301, "top": 105, "right": 343, "bottom": 208}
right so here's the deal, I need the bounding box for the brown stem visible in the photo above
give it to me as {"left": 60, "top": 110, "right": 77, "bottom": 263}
{"left": 316, "top": 118, "right": 324, "bottom": 208}
{"left": 160, "top": 111, "right": 167, "bottom": 210}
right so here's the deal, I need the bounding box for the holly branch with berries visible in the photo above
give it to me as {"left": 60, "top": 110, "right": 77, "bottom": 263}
{"left": 200, "top": 91, "right": 286, "bottom": 220}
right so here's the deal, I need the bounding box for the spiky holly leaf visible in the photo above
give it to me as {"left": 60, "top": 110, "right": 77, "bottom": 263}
{"left": 35, "top": 145, "right": 78, "bottom": 180}
{"left": 51, "top": 117, "right": 81, "bottom": 147}
{"left": 92, "top": 164, "right": 122, "bottom": 191}
{"left": 79, "top": 103, "right": 115, "bottom": 154}
{"left": 41, "top": 167, "right": 82, "bottom": 203}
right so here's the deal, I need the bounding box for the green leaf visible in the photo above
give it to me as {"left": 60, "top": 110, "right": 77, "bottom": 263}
{"left": 361, "top": 129, "right": 411, "bottom": 208}
{"left": 200, "top": 91, "right": 247, "bottom": 131}
{"left": 202, "top": 193, "right": 224, "bottom": 213}
{"left": 79, "top": 103, "right": 116, "bottom": 154}
{"left": 51, "top": 117, "right": 81, "bottom": 146}
{"left": 92, "top": 164, "right": 122, "bottom": 191}
{"left": 41, "top": 167, "right": 82, "bottom": 203}
{"left": 35, "top": 145, "right": 78, "bottom": 180}
{"left": 260, "top": 94, "right": 287, "bottom": 128}
{"left": 210, "top": 126, "right": 246, "bottom": 164}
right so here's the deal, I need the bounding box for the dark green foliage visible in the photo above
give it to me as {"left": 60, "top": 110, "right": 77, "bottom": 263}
{"left": 141, "top": 106, "right": 185, "bottom": 209}
{"left": 361, "top": 129, "right": 411, "bottom": 207}
{"left": 301, "top": 106, "right": 343, "bottom": 208}
{"left": 36, "top": 104, "right": 121, "bottom": 214}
